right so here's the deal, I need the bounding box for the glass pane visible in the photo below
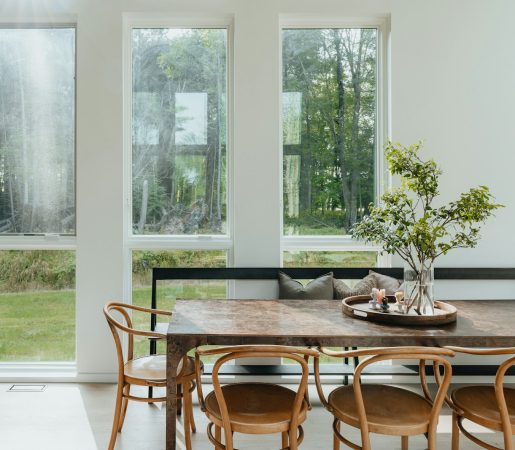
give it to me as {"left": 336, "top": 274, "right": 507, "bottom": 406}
{"left": 132, "top": 28, "right": 228, "bottom": 235}
{"left": 0, "top": 250, "right": 75, "bottom": 361}
{"left": 132, "top": 250, "right": 227, "bottom": 357}
{"left": 282, "top": 28, "right": 377, "bottom": 236}
{"left": 0, "top": 28, "right": 75, "bottom": 234}
{"left": 283, "top": 250, "right": 377, "bottom": 268}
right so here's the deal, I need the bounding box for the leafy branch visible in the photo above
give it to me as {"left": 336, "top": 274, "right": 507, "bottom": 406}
{"left": 352, "top": 141, "right": 503, "bottom": 313}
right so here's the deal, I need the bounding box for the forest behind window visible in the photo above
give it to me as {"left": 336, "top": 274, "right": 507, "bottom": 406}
{"left": 132, "top": 28, "right": 227, "bottom": 235}
{"left": 282, "top": 28, "right": 377, "bottom": 236}
{"left": 0, "top": 28, "right": 75, "bottom": 235}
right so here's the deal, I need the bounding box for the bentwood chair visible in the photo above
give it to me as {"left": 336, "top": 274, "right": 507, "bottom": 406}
{"left": 103, "top": 302, "right": 199, "bottom": 450}
{"left": 195, "top": 345, "right": 318, "bottom": 450}
{"left": 445, "top": 346, "right": 515, "bottom": 450}
{"left": 314, "top": 346, "right": 454, "bottom": 450}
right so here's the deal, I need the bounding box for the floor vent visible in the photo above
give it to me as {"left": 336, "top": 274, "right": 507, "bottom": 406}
{"left": 8, "top": 384, "right": 46, "bottom": 392}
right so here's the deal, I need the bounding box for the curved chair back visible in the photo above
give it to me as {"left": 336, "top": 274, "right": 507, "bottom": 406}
{"left": 315, "top": 346, "right": 454, "bottom": 450}
{"left": 196, "top": 345, "right": 319, "bottom": 450}
{"left": 103, "top": 302, "right": 170, "bottom": 375}
{"left": 446, "top": 346, "right": 515, "bottom": 450}
{"left": 497, "top": 355, "right": 515, "bottom": 449}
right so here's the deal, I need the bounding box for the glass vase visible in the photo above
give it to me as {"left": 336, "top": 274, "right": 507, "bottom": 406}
{"left": 403, "top": 261, "right": 435, "bottom": 315}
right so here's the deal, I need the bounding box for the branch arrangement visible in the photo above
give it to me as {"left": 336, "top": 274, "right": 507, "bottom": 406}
{"left": 352, "top": 141, "right": 503, "bottom": 314}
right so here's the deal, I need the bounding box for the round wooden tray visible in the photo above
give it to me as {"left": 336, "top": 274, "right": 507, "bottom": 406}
{"left": 342, "top": 295, "right": 457, "bottom": 326}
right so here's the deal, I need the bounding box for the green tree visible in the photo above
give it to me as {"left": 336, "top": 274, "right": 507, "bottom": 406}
{"left": 282, "top": 28, "right": 377, "bottom": 235}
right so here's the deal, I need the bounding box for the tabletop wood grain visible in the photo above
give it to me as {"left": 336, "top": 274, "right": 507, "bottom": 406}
{"left": 167, "top": 299, "right": 515, "bottom": 347}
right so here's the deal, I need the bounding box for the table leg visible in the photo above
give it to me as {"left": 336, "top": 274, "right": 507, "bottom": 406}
{"left": 166, "top": 337, "right": 195, "bottom": 450}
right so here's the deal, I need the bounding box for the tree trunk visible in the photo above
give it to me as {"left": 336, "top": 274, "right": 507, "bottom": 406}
{"left": 299, "top": 96, "right": 312, "bottom": 214}
{"left": 214, "top": 50, "right": 223, "bottom": 230}
{"left": 16, "top": 50, "right": 30, "bottom": 232}
{"left": 333, "top": 30, "right": 351, "bottom": 227}
{"left": 346, "top": 30, "right": 365, "bottom": 228}
{"left": 138, "top": 179, "right": 148, "bottom": 234}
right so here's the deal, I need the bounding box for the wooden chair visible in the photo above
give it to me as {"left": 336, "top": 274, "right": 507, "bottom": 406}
{"left": 444, "top": 346, "right": 515, "bottom": 450}
{"left": 314, "top": 346, "right": 454, "bottom": 450}
{"left": 194, "top": 345, "right": 319, "bottom": 450}
{"left": 103, "top": 302, "right": 199, "bottom": 450}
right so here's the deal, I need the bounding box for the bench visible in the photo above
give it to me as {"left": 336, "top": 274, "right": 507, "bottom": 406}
{"left": 149, "top": 266, "right": 515, "bottom": 379}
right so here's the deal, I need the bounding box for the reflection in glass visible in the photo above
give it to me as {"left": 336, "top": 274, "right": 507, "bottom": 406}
{"left": 282, "top": 28, "right": 377, "bottom": 236}
{"left": 132, "top": 28, "right": 227, "bottom": 235}
{"left": 175, "top": 92, "right": 208, "bottom": 145}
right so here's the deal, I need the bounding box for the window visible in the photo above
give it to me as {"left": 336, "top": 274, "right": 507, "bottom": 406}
{"left": 282, "top": 28, "right": 378, "bottom": 237}
{"left": 131, "top": 28, "right": 228, "bottom": 236}
{"left": 131, "top": 250, "right": 227, "bottom": 356}
{"left": 0, "top": 250, "right": 76, "bottom": 361}
{"left": 0, "top": 27, "right": 75, "bottom": 235}
{"left": 0, "top": 27, "right": 76, "bottom": 364}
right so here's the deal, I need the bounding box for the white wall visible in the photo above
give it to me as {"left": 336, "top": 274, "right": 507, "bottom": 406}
{"left": 390, "top": 0, "right": 515, "bottom": 299}
{"left": 1, "top": 0, "right": 514, "bottom": 378}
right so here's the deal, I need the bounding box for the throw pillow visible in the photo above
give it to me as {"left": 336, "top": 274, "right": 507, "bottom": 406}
{"left": 333, "top": 274, "right": 377, "bottom": 300}
{"left": 278, "top": 271, "right": 334, "bottom": 299}
{"left": 368, "top": 270, "right": 403, "bottom": 295}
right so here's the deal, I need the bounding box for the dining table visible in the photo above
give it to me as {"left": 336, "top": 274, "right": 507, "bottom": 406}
{"left": 164, "top": 298, "right": 515, "bottom": 449}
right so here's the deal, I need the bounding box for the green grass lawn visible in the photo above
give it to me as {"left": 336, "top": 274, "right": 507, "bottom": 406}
{"left": 0, "top": 289, "right": 75, "bottom": 361}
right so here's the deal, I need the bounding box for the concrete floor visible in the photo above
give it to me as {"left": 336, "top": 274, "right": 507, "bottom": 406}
{"left": 0, "top": 382, "right": 509, "bottom": 450}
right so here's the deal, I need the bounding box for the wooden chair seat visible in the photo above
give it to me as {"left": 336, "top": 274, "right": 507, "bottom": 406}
{"left": 124, "top": 354, "right": 196, "bottom": 383}
{"left": 451, "top": 386, "right": 515, "bottom": 431}
{"left": 205, "top": 382, "right": 309, "bottom": 434}
{"left": 328, "top": 384, "right": 433, "bottom": 436}
{"left": 196, "top": 346, "right": 317, "bottom": 449}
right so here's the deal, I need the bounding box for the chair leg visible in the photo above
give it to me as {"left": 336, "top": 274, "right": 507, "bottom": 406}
{"left": 289, "top": 427, "right": 298, "bottom": 450}
{"left": 107, "top": 381, "right": 124, "bottom": 450}
{"left": 333, "top": 420, "right": 340, "bottom": 450}
{"left": 188, "top": 388, "right": 196, "bottom": 433}
{"left": 451, "top": 412, "right": 460, "bottom": 450}
{"left": 117, "top": 384, "right": 130, "bottom": 432}
{"left": 182, "top": 382, "right": 193, "bottom": 450}
{"left": 177, "top": 384, "right": 182, "bottom": 416}
{"left": 427, "top": 428, "right": 438, "bottom": 450}
{"left": 401, "top": 436, "right": 408, "bottom": 450}
{"left": 215, "top": 425, "right": 222, "bottom": 450}
{"left": 282, "top": 431, "right": 288, "bottom": 448}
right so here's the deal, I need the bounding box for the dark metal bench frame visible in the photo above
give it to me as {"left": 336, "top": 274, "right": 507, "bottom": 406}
{"left": 149, "top": 266, "right": 515, "bottom": 379}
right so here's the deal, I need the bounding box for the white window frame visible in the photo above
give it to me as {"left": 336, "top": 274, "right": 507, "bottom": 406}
{"left": 279, "top": 16, "right": 390, "bottom": 266}
{"left": 122, "top": 14, "right": 235, "bottom": 302}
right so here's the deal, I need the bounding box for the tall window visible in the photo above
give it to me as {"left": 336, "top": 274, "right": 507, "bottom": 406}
{"left": 0, "top": 27, "right": 76, "bottom": 363}
{"left": 0, "top": 27, "right": 75, "bottom": 235}
{"left": 282, "top": 28, "right": 378, "bottom": 237}
{"left": 132, "top": 28, "right": 228, "bottom": 235}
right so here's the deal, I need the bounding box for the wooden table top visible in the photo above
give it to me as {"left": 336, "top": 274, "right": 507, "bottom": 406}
{"left": 166, "top": 299, "right": 515, "bottom": 347}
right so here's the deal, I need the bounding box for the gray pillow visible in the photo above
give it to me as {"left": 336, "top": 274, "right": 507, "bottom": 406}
{"left": 368, "top": 270, "right": 402, "bottom": 295}
{"left": 333, "top": 274, "right": 377, "bottom": 300}
{"left": 278, "top": 271, "right": 334, "bottom": 299}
